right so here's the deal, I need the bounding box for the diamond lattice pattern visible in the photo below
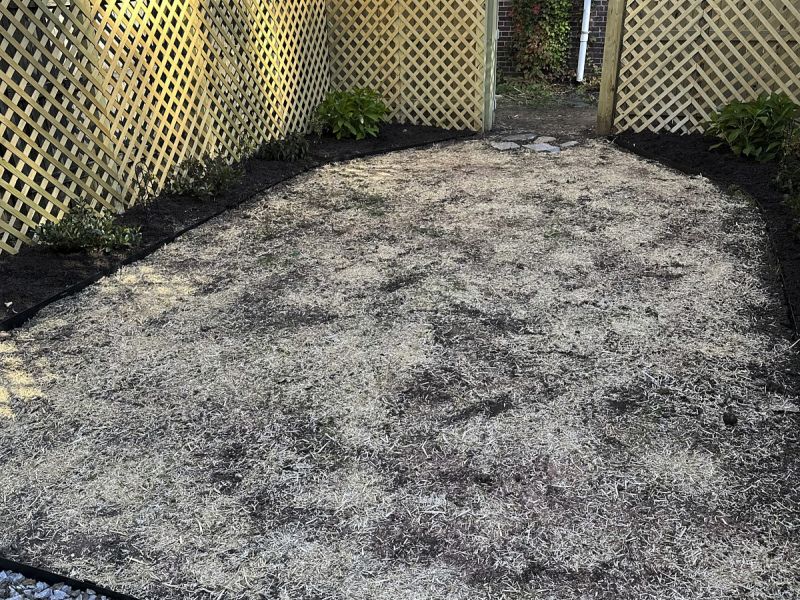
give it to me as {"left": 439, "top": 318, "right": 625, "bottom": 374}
{"left": 614, "top": 0, "right": 800, "bottom": 133}
{"left": 326, "top": 0, "right": 488, "bottom": 131}
{"left": 0, "top": 0, "right": 489, "bottom": 255}
{"left": 0, "top": 0, "right": 330, "bottom": 254}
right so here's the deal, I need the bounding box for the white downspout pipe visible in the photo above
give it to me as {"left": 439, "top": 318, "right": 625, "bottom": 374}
{"left": 576, "top": 0, "right": 592, "bottom": 82}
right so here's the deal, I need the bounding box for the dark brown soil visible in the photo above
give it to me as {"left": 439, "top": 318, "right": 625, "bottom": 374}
{"left": 493, "top": 93, "right": 598, "bottom": 141}
{"left": 615, "top": 131, "right": 800, "bottom": 333}
{"left": 0, "top": 125, "right": 471, "bottom": 330}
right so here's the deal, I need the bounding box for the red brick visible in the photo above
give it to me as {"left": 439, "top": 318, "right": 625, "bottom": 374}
{"left": 496, "top": 0, "right": 608, "bottom": 77}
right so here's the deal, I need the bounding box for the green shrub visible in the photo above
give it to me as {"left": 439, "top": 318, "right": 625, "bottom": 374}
{"left": 35, "top": 200, "right": 141, "bottom": 253}
{"left": 313, "top": 89, "right": 388, "bottom": 140}
{"left": 706, "top": 92, "right": 799, "bottom": 162}
{"left": 133, "top": 162, "right": 157, "bottom": 209}
{"left": 254, "top": 133, "right": 310, "bottom": 161}
{"left": 166, "top": 153, "right": 243, "bottom": 199}
{"left": 511, "top": 0, "right": 572, "bottom": 78}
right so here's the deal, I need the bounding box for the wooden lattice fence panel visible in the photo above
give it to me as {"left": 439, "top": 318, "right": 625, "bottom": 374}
{"left": 0, "top": 0, "right": 330, "bottom": 254}
{"left": 608, "top": 0, "right": 800, "bottom": 133}
{"left": 326, "top": 0, "right": 489, "bottom": 131}
{"left": 0, "top": 1, "right": 117, "bottom": 254}
{"left": 1, "top": 0, "right": 493, "bottom": 256}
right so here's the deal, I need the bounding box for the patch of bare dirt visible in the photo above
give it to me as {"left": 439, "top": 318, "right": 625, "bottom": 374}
{"left": 493, "top": 92, "right": 597, "bottom": 141}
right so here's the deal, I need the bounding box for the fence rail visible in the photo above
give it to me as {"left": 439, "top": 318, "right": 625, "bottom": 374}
{"left": 0, "top": 0, "right": 493, "bottom": 255}
{"left": 598, "top": 0, "right": 800, "bottom": 134}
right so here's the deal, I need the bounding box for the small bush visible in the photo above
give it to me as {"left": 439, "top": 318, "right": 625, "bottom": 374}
{"left": 166, "top": 153, "right": 243, "bottom": 199}
{"left": 35, "top": 200, "right": 141, "bottom": 253}
{"left": 706, "top": 92, "right": 799, "bottom": 162}
{"left": 133, "top": 162, "right": 157, "bottom": 210}
{"left": 313, "top": 89, "right": 388, "bottom": 140}
{"left": 254, "top": 133, "right": 310, "bottom": 161}
{"left": 511, "top": 0, "right": 572, "bottom": 78}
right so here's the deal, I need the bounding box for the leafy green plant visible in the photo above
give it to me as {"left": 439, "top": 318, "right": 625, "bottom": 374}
{"left": 313, "top": 89, "right": 388, "bottom": 140}
{"left": 133, "top": 162, "right": 158, "bottom": 214}
{"left": 706, "top": 93, "right": 799, "bottom": 162}
{"left": 165, "top": 153, "right": 243, "bottom": 199}
{"left": 35, "top": 200, "right": 141, "bottom": 253}
{"left": 511, "top": 0, "right": 572, "bottom": 78}
{"left": 254, "top": 133, "right": 310, "bottom": 161}
{"left": 234, "top": 134, "right": 258, "bottom": 163}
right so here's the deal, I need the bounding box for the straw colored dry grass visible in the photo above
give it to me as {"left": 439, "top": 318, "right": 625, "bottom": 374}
{"left": 1, "top": 140, "right": 799, "bottom": 600}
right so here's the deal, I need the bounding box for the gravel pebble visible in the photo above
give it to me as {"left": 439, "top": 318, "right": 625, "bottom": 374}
{"left": 489, "top": 141, "right": 520, "bottom": 151}
{"left": 502, "top": 132, "right": 537, "bottom": 142}
{"left": 0, "top": 571, "right": 110, "bottom": 600}
{"left": 524, "top": 142, "right": 561, "bottom": 153}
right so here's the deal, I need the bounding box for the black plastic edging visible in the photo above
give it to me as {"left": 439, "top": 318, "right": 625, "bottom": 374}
{"left": 1, "top": 132, "right": 474, "bottom": 333}
{"left": 0, "top": 556, "right": 140, "bottom": 600}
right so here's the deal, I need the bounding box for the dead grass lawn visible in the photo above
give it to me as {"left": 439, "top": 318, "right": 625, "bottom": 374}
{"left": 1, "top": 140, "right": 799, "bottom": 599}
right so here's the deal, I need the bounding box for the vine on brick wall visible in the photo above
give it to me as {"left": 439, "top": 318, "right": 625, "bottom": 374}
{"left": 511, "top": 0, "right": 572, "bottom": 77}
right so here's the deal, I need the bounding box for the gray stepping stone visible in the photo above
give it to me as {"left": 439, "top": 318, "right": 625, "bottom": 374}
{"left": 502, "top": 133, "right": 537, "bottom": 142}
{"left": 524, "top": 143, "right": 561, "bottom": 154}
{"left": 490, "top": 141, "right": 521, "bottom": 151}
{"left": 534, "top": 136, "right": 557, "bottom": 144}
{"left": 560, "top": 141, "right": 580, "bottom": 148}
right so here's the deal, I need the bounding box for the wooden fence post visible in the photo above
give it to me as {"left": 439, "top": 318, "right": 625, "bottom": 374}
{"left": 483, "top": 0, "right": 499, "bottom": 132}
{"left": 597, "top": 0, "right": 628, "bottom": 135}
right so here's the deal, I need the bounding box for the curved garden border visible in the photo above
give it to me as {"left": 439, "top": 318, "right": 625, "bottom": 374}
{"left": 614, "top": 132, "right": 799, "bottom": 336}
{"left": 0, "top": 126, "right": 473, "bottom": 332}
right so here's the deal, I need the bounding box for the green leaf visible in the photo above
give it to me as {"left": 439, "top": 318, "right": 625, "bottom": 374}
{"left": 313, "top": 88, "right": 388, "bottom": 140}
{"left": 707, "top": 92, "right": 799, "bottom": 162}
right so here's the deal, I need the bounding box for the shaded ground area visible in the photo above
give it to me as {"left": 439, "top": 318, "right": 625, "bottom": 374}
{"left": 1, "top": 140, "right": 799, "bottom": 599}
{"left": 493, "top": 83, "right": 598, "bottom": 140}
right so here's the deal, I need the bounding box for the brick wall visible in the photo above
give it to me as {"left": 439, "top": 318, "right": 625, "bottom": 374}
{"left": 497, "top": 0, "right": 608, "bottom": 78}
{"left": 497, "top": 0, "right": 516, "bottom": 75}
{"left": 567, "top": 0, "right": 608, "bottom": 77}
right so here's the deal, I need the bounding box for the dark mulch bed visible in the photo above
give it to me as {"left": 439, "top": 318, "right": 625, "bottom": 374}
{"left": 615, "top": 131, "right": 799, "bottom": 333}
{"left": 0, "top": 124, "right": 471, "bottom": 331}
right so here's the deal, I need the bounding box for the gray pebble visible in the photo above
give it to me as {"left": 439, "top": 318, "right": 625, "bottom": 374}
{"left": 502, "top": 133, "right": 537, "bottom": 142}
{"left": 534, "top": 136, "right": 557, "bottom": 144}
{"left": 0, "top": 571, "right": 110, "bottom": 600}
{"left": 524, "top": 143, "right": 561, "bottom": 154}
{"left": 490, "top": 141, "right": 521, "bottom": 151}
